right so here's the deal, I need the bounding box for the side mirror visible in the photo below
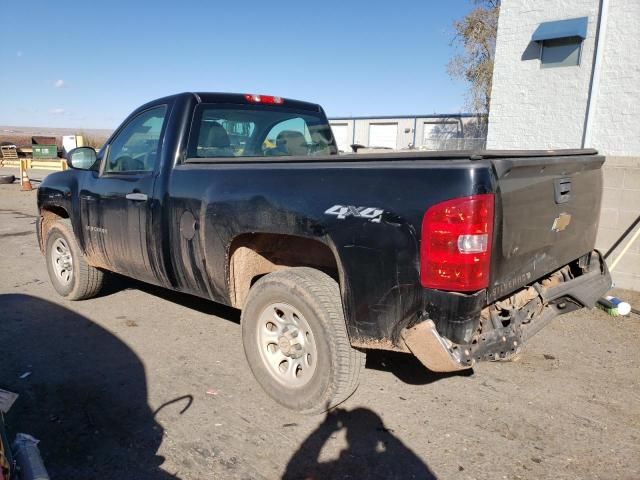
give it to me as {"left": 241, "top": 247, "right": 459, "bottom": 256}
{"left": 67, "top": 147, "right": 97, "bottom": 170}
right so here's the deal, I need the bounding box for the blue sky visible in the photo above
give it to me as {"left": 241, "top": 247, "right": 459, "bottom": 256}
{"left": 0, "top": 1, "right": 473, "bottom": 129}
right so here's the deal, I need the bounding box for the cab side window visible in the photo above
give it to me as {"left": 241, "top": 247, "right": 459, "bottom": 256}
{"left": 104, "top": 106, "right": 167, "bottom": 173}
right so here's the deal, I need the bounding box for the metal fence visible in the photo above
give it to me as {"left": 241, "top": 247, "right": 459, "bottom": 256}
{"left": 419, "top": 137, "right": 487, "bottom": 151}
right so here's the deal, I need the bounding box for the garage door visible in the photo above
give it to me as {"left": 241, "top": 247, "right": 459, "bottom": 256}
{"left": 423, "top": 122, "right": 460, "bottom": 150}
{"left": 330, "top": 123, "right": 351, "bottom": 152}
{"left": 368, "top": 123, "right": 397, "bottom": 149}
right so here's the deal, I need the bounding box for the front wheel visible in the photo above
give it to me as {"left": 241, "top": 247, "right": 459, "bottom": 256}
{"left": 45, "top": 219, "right": 104, "bottom": 300}
{"left": 241, "top": 267, "right": 365, "bottom": 414}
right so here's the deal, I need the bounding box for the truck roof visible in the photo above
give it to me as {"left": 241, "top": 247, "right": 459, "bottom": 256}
{"left": 139, "top": 92, "right": 322, "bottom": 113}
{"left": 193, "top": 92, "right": 322, "bottom": 112}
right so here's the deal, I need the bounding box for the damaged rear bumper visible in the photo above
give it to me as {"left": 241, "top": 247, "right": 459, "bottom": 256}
{"left": 402, "top": 251, "right": 612, "bottom": 372}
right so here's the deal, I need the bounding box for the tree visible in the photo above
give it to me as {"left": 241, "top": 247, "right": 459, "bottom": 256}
{"left": 448, "top": 0, "right": 500, "bottom": 115}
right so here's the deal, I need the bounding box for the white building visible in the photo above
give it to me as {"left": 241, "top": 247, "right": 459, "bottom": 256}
{"left": 488, "top": 0, "right": 640, "bottom": 290}
{"left": 329, "top": 114, "right": 486, "bottom": 152}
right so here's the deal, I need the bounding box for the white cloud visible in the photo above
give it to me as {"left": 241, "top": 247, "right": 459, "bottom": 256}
{"left": 54, "top": 79, "right": 65, "bottom": 88}
{"left": 50, "top": 108, "right": 65, "bottom": 114}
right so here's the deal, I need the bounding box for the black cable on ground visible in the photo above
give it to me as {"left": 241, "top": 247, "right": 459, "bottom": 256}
{"left": 604, "top": 214, "right": 640, "bottom": 260}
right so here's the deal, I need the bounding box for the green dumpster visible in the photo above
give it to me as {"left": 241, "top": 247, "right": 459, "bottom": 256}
{"left": 32, "top": 144, "right": 58, "bottom": 159}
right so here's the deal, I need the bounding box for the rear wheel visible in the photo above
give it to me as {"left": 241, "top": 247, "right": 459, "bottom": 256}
{"left": 241, "top": 267, "right": 365, "bottom": 414}
{"left": 45, "top": 219, "right": 104, "bottom": 300}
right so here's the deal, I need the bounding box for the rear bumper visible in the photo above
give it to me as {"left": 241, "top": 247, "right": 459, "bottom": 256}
{"left": 402, "top": 250, "right": 612, "bottom": 372}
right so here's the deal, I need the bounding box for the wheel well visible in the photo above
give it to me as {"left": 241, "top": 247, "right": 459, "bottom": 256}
{"left": 228, "top": 233, "right": 340, "bottom": 308}
{"left": 39, "top": 206, "right": 69, "bottom": 253}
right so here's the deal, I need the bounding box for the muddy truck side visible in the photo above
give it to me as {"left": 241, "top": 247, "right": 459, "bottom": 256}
{"left": 37, "top": 92, "right": 611, "bottom": 413}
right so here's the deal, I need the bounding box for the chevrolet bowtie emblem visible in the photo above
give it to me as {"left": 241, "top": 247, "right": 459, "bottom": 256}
{"left": 552, "top": 213, "right": 572, "bottom": 232}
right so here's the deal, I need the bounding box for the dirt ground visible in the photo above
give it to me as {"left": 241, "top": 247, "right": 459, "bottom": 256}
{"left": 0, "top": 173, "right": 639, "bottom": 479}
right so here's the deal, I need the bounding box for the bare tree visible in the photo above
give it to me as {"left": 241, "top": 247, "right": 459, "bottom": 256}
{"left": 448, "top": 0, "right": 500, "bottom": 115}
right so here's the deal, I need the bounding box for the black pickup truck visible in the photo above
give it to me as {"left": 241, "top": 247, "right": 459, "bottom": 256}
{"left": 37, "top": 92, "right": 611, "bottom": 413}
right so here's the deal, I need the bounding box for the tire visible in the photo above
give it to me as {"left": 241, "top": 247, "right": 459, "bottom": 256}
{"left": 0, "top": 175, "right": 15, "bottom": 184}
{"left": 45, "top": 219, "right": 104, "bottom": 300}
{"left": 241, "top": 267, "right": 365, "bottom": 414}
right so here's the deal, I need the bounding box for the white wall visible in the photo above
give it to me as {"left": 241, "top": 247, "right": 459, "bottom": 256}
{"left": 487, "top": 0, "right": 599, "bottom": 149}
{"left": 488, "top": 0, "right": 640, "bottom": 156}
{"left": 588, "top": 0, "right": 640, "bottom": 156}
{"left": 330, "top": 116, "right": 487, "bottom": 150}
{"left": 488, "top": 0, "right": 640, "bottom": 291}
{"left": 597, "top": 156, "right": 640, "bottom": 291}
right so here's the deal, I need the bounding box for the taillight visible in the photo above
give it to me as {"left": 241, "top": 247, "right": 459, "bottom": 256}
{"left": 420, "top": 194, "right": 494, "bottom": 292}
{"left": 244, "top": 94, "right": 284, "bottom": 105}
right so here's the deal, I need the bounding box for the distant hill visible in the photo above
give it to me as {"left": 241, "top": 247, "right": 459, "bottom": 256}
{"left": 0, "top": 125, "right": 113, "bottom": 149}
{"left": 0, "top": 125, "right": 113, "bottom": 137}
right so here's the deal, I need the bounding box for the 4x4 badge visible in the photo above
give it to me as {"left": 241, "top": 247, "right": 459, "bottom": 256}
{"left": 552, "top": 213, "right": 572, "bottom": 232}
{"left": 325, "top": 205, "right": 384, "bottom": 223}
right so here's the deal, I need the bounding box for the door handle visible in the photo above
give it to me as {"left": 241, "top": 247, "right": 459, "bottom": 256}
{"left": 125, "top": 192, "right": 148, "bottom": 201}
{"left": 554, "top": 178, "right": 571, "bottom": 204}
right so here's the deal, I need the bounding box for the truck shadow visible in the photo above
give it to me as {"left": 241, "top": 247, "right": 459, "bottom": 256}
{"left": 283, "top": 406, "right": 436, "bottom": 480}
{"left": 366, "top": 350, "right": 474, "bottom": 385}
{"left": 98, "top": 275, "right": 471, "bottom": 386}
{"left": 99, "top": 273, "right": 241, "bottom": 322}
{"left": 0, "top": 293, "right": 183, "bottom": 480}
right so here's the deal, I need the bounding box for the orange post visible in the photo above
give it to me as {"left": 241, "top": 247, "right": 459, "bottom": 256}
{"left": 20, "top": 159, "right": 33, "bottom": 191}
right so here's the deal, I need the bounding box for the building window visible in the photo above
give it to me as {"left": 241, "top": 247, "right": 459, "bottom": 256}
{"left": 541, "top": 37, "right": 582, "bottom": 68}
{"left": 532, "top": 17, "right": 588, "bottom": 69}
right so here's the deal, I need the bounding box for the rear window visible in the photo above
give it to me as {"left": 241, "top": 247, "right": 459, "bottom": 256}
{"left": 188, "top": 104, "right": 337, "bottom": 158}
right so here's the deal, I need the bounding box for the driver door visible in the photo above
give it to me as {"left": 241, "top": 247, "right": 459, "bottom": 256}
{"left": 81, "top": 105, "right": 167, "bottom": 283}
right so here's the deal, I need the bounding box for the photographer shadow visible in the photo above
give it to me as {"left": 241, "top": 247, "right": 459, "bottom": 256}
{"left": 283, "top": 407, "right": 436, "bottom": 480}
{"left": 0, "top": 293, "right": 182, "bottom": 479}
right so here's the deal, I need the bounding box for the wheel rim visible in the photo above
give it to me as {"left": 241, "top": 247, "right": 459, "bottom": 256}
{"left": 256, "top": 302, "right": 318, "bottom": 388}
{"left": 51, "top": 237, "right": 73, "bottom": 285}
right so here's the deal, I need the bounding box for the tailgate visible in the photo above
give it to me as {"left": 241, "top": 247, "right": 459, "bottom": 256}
{"left": 488, "top": 153, "right": 605, "bottom": 301}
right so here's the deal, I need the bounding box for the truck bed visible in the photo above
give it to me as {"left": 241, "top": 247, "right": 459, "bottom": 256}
{"left": 174, "top": 148, "right": 605, "bottom": 347}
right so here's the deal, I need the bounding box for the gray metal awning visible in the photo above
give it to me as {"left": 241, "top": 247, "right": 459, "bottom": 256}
{"left": 532, "top": 17, "right": 588, "bottom": 42}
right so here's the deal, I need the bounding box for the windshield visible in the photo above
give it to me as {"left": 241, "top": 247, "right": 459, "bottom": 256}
{"left": 188, "top": 104, "right": 337, "bottom": 158}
